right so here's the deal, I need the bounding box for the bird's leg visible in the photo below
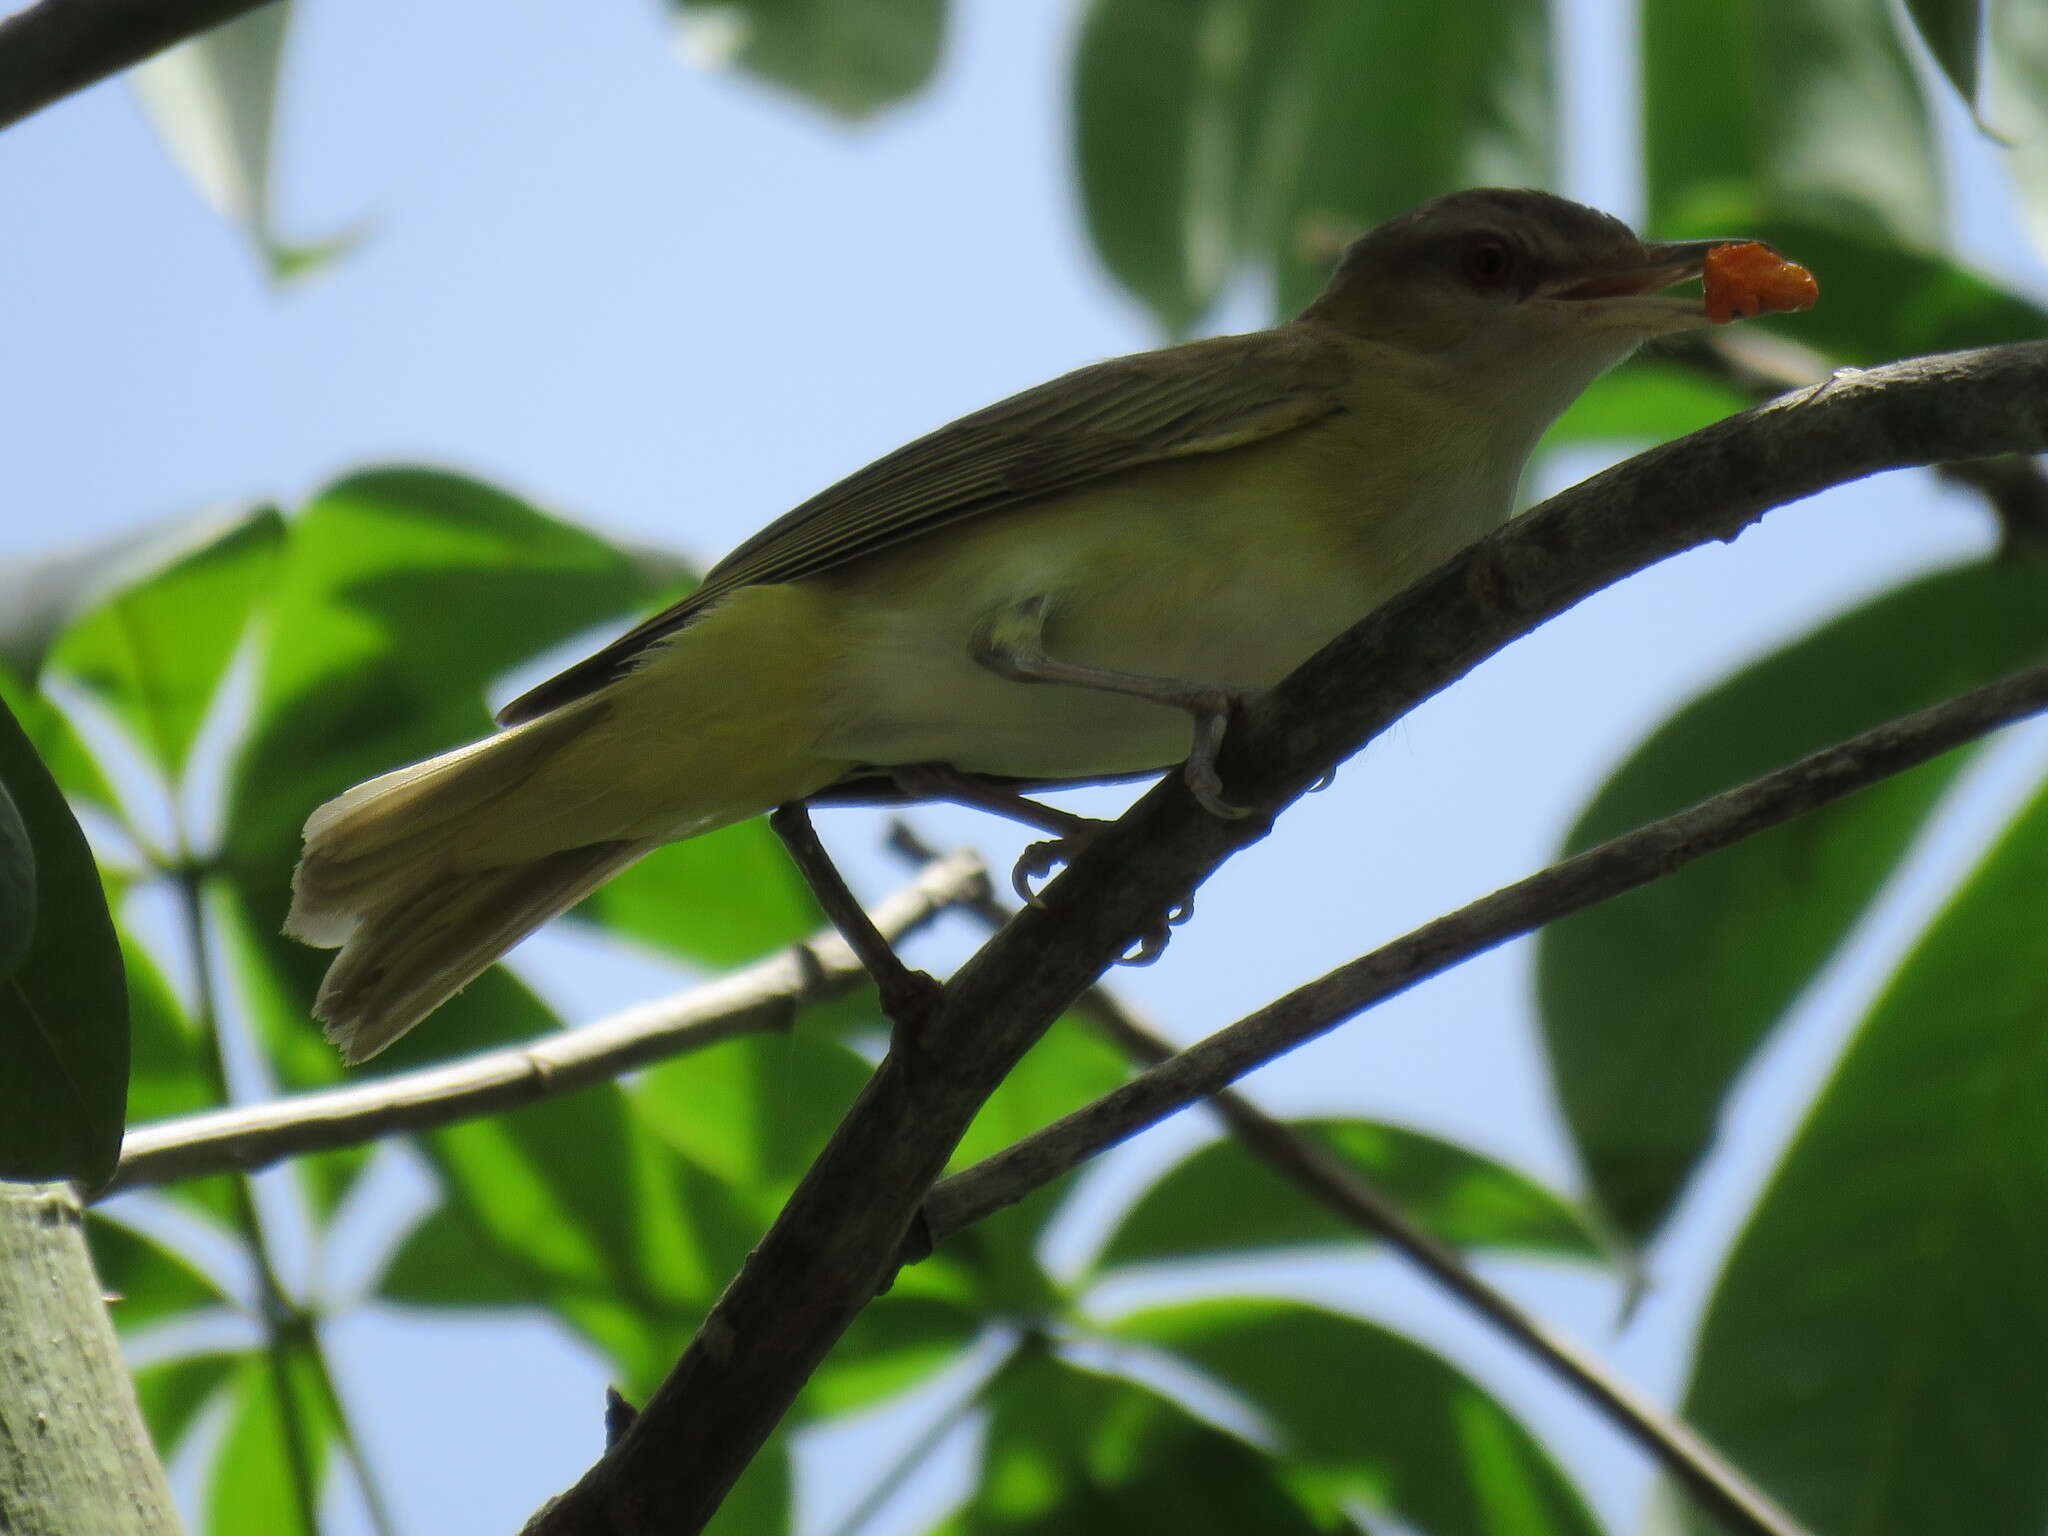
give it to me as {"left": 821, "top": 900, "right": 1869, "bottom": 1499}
{"left": 769, "top": 802, "right": 941, "bottom": 1048}
{"left": 972, "top": 595, "right": 1259, "bottom": 821}
{"left": 887, "top": 763, "right": 1109, "bottom": 907}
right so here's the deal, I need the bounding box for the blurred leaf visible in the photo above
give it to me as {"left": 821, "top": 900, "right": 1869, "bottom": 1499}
{"left": 226, "top": 467, "right": 662, "bottom": 887}
{"left": 370, "top": 957, "right": 758, "bottom": 1394}
{"left": 1730, "top": 215, "right": 2048, "bottom": 366}
{"left": 0, "top": 694, "right": 128, "bottom": 1189}
{"left": 0, "top": 665, "right": 118, "bottom": 816}
{"left": 1073, "top": 0, "right": 1551, "bottom": 331}
{"left": 1539, "top": 558, "right": 2048, "bottom": 1243}
{"left": 669, "top": 0, "right": 946, "bottom": 119}
{"left": 1987, "top": 0, "right": 2048, "bottom": 263}
{"left": 1904, "top": 0, "right": 1983, "bottom": 106}
{"left": 951, "top": 1019, "right": 1130, "bottom": 1172}
{"left": 1545, "top": 358, "right": 1753, "bottom": 451}
{"left": 132, "top": 1351, "right": 241, "bottom": 1459}
{"left": 1094, "top": 1117, "right": 1606, "bottom": 1274}
{"left": 132, "top": 4, "right": 359, "bottom": 281}
{"left": 1679, "top": 774, "right": 2048, "bottom": 1536}
{"left": 0, "top": 778, "right": 31, "bottom": 977}
{"left": 206, "top": 1347, "right": 334, "bottom": 1536}
{"left": 1643, "top": 0, "right": 1941, "bottom": 246}
{"left": 49, "top": 506, "right": 282, "bottom": 782}
{"left": 632, "top": 1028, "right": 872, "bottom": 1192}
{"left": 1114, "top": 1300, "right": 1602, "bottom": 1534}
{"left": 571, "top": 816, "right": 818, "bottom": 969}
{"left": 956, "top": 1345, "right": 1343, "bottom": 1535}
{"left": 801, "top": 1289, "right": 983, "bottom": 1416}
{"left": 88, "top": 1212, "right": 229, "bottom": 1331}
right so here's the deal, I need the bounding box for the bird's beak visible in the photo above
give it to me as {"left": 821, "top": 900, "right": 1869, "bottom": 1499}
{"left": 1537, "top": 238, "right": 1736, "bottom": 333}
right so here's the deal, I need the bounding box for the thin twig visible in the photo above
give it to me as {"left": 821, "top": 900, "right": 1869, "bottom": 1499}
{"left": 525, "top": 343, "right": 2048, "bottom": 1536}
{"left": 770, "top": 802, "right": 944, "bottom": 1040}
{"left": 887, "top": 819, "right": 1809, "bottom": 1536}
{"left": 920, "top": 662, "right": 2048, "bottom": 1250}
{"left": 106, "top": 852, "right": 988, "bottom": 1196}
{"left": 0, "top": 0, "right": 277, "bottom": 131}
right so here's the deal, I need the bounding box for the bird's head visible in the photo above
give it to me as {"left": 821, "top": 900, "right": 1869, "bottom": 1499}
{"left": 1303, "top": 188, "right": 1730, "bottom": 391}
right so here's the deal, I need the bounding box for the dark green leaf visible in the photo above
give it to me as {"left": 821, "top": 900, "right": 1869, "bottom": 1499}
{"left": 88, "top": 1212, "right": 228, "bottom": 1331}
{"left": 0, "top": 777, "right": 32, "bottom": 977}
{"left": 951, "top": 1018, "right": 1130, "bottom": 1172}
{"left": 1680, "top": 774, "right": 2048, "bottom": 1536}
{"left": 205, "top": 1347, "right": 335, "bottom": 1536}
{"left": 1539, "top": 558, "right": 2048, "bottom": 1243}
{"left": 957, "top": 1344, "right": 1341, "bottom": 1535}
{"left": 1114, "top": 1300, "right": 1603, "bottom": 1534}
{"left": 1073, "top": 0, "right": 1552, "bottom": 332}
{"left": 1643, "top": 0, "right": 1940, "bottom": 246}
{"left": 570, "top": 817, "right": 818, "bottom": 970}
{"left": 1095, "top": 1117, "right": 1606, "bottom": 1274}
{"left": 668, "top": 0, "right": 946, "bottom": 120}
{"left": 1904, "top": 0, "right": 1983, "bottom": 105}
{"left": 0, "top": 665, "right": 118, "bottom": 815}
{"left": 48, "top": 506, "right": 282, "bottom": 781}
{"left": 0, "top": 694, "right": 128, "bottom": 1189}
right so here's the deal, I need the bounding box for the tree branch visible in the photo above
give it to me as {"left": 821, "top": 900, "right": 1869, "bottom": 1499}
{"left": 919, "top": 659, "right": 2048, "bottom": 1239}
{"left": 0, "top": 0, "right": 277, "bottom": 131}
{"left": 886, "top": 821, "right": 1810, "bottom": 1536}
{"left": 525, "top": 342, "right": 2048, "bottom": 1535}
{"left": 103, "top": 851, "right": 987, "bottom": 1196}
{"left": 0, "top": 1182, "right": 182, "bottom": 1535}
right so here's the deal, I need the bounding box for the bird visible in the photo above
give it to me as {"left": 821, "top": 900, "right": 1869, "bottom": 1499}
{"left": 288, "top": 187, "right": 1775, "bottom": 1063}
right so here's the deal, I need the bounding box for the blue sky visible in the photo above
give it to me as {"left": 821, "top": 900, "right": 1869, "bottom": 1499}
{"left": 4, "top": 1, "right": 2046, "bottom": 1531}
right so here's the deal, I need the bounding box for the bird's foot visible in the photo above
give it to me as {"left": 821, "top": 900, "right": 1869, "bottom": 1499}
{"left": 1117, "top": 894, "right": 1196, "bottom": 966}
{"left": 1011, "top": 818, "right": 1110, "bottom": 906}
{"left": 1182, "top": 694, "right": 1258, "bottom": 819}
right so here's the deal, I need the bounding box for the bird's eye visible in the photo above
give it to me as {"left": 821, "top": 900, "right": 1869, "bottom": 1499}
{"left": 1460, "top": 237, "right": 1515, "bottom": 289}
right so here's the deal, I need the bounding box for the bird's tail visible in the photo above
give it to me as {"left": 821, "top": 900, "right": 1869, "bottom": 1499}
{"left": 286, "top": 704, "right": 655, "bottom": 1064}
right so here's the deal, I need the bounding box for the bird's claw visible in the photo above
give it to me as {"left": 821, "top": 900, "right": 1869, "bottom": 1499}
{"left": 1183, "top": 702, "right": 1257, "bottom": 819}
{"left": 1010, "top": 821, "right": 1107, "bottom": 907}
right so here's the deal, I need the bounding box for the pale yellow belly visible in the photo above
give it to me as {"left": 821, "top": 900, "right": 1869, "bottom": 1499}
{"left": 812, "top": 486, "right": 1409, "bottom": 780}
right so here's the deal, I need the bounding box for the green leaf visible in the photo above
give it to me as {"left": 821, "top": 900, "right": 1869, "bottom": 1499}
{"left": 1904, "top": 0, "right": 1983, "bottom": 106}
{"left": 570, "top": 817, "right": 819, "bottom": 969}
{"left": 957, "top": 1344, "right": 1344, "bottom": 1535}
{"left": 48, "top": 506, "right": 283, "bottom": 782}
{"left": 88, "top": 1212, "right": 229, "bottom": 1332}
{"left": 1094, "top": 1117, "right": 1606, "bottom": 1275}
{"left": 631, "top": 1028, "right": 874, "bottom": 1193}
{"left": 1539, "top": 558, "right": 2048, "bottom": 1243}
{"left": 131, "top": 4, "right": 360, "bottom": 281}
{"left": 667, "top": 0, "right": 947, "bottom": 120}
{"left": 372, "top": 961, "right": 759, "bottom": 1394}
{"left": 1113, "top": 1300, "right": 1603, "bottom": 1535}
{"left": 0, "top": 694, "right": 128, "bottom": 1189}
{"left": 0, "top": 665, "right": 118, "bottom": 815}
{"left": 1643, "top": 0, "right": 1941, "bottom": 246}
{"left": 0, "top": 777, "right": 32, "bottom": 977}
{"left": 205, "top": 1348, "right": 335, "bottom": 1536}
{"left": 1679, "top": 774, "right": 2048, "bottom": 1536}
{"left": 1544, "top": 359, "right": 1754, "bottom": 452}
{"left": 226, "top": 467, "right": 665, "bottom": 886}
{"left": 131, "top": 1351, "right": 241, "bottom": 1459}
{"left": 1073, "top": 0, "right": 1552, "bottom": 332}
{"left": 1986, "top": 0, "right": 2048, "bottom": 263}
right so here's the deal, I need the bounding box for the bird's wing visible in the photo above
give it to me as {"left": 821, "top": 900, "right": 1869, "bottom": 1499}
{"left": 496, "top": 327, "right": 1353, "bottom": 724}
